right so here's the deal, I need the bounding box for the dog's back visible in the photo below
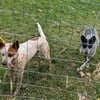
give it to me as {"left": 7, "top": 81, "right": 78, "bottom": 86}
{"left": 83, "top": 27, "right": 99, "bottom": 45}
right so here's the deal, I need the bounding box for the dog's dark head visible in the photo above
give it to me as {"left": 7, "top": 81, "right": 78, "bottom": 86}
{"left": 81, "top": 28, "right": 97, "bottom": 56}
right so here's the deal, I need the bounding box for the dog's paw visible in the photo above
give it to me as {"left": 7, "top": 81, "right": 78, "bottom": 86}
{"left": 77, "top": 67, "right": 84, "bottom": 72}
{"left": 14, "top": 89, "right": 20, "bottom": 96}
{"left": 79, "top": 71, "right": 85, "bottom": 78}
{"left": 86, "top": 63, "right": 90, "bottom": 68}
{"left": 77, "top": 68, "right": 81, "bottom": 72}
{"left": 77, "top": 68, "right": 85, "bottom": 77}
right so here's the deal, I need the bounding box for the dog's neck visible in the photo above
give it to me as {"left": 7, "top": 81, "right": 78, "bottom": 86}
{"left": 11, "top": 53, "right": 19, "bottom": 65}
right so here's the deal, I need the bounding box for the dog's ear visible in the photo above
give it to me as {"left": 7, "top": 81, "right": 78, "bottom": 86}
{"left": 12, "top": 41, "right": 19, "bottom": 51}
{"left": 89, "top": 36, "right": 96, "bottom": 44}
{"left": 81, "top": 35, "right": 87, "bottom": 43}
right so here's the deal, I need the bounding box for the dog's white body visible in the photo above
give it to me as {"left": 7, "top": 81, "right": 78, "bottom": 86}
{"left": 0, "top": 23, "right": 51, "bottom": 96}
{"left": 8, "top": 36, "right": 50, "bottom": 70}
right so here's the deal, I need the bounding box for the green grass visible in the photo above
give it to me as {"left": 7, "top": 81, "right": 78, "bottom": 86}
{"left": 0, "top": 0, "right": 100, "bottom": 100}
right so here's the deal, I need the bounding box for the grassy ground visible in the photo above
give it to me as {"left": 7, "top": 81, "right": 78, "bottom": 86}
{"left": 0, "top": 0, "right": 100, "bottom": 100}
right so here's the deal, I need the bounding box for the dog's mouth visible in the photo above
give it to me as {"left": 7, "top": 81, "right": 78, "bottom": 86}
{"left": 84, "top": 53, "right": 88, "bottom": 56}
{"left": 8, "top": 63, "right": 14, "bottom": 70}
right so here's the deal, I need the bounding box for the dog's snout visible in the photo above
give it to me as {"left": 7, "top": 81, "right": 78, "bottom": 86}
{"left": 2, "top": 61, "right": 7, "bottom": 65}
{"left": 85, "top": 51, "right": 88, "bottom": 55}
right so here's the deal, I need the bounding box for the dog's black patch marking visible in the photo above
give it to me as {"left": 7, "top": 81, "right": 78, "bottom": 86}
{"left": 8, "top": 53, "right": 15, "bottom": 57}
{"left": 89, "top": 36, "right": 96, "bottom": 44}
{"left": 81, "top": 35, "right": 87, "bottom": 49}
{"left": 88, "top": 36, "right": 96, "bottom": 49}
{"left": 12, "top": 41, "right": 19, "bottom": 51}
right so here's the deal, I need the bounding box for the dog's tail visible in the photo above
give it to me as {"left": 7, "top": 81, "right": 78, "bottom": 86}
{"left": 37, "top": 22, "right": 46, "bottom": 39}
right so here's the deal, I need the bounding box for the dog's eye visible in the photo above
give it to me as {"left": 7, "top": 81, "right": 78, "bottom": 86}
{"left": 82, "top": 44, "right": 87, "bottom": 48}
{"left": 8, "top": 53, "right": 15, "bottom": 57}
{"left": 2, "top": 53, "right": 5, "bottom": 56}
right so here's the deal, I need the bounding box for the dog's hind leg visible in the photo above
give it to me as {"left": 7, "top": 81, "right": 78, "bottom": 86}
{"left": 47, "top": 57, "right": 52, "bottom": 71}
{"left": 41, "top": 46, "right": 52, "bottom": 71}
{"left": 35, "top": 51, "right": 41, "bottom": 67}
{"left": 44, "top": 51, "right": 51, "bottom": 71}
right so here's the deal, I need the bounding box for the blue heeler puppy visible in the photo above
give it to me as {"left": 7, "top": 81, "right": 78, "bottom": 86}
{"left": 79, "top": 27, "right": 99, "bottom": 71}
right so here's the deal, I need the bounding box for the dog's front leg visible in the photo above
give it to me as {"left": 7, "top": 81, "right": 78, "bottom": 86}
{"left": 14, "top": 71, "right": 24, "bottom": 96}
{"left": 36, "top": 51, "right": 41, "bottom": 67}
{"left": 47, "top": 59, "right": 52, "bottom": 71}
{"left": 85, "top": 56, "right": 91, "bottom": 68}
{"left": 79, "top": 57, "right": 90, "bottom": 71}
{"left": 79, "top": 62, "right": 87, "bottom": 71}
{"left": 10, "top": 70, "right": 15, "bottom": 94}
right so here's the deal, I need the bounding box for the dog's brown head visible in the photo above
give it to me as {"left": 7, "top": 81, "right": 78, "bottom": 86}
{"left": 7, "top": 41, "right": 19, "bottom": 69}
{"left": 8, "top": 41, "right": 19, "bottom": 57}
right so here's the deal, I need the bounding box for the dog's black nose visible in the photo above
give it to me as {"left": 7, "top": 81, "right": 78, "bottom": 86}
{"left": 85, "top": 51, "right": 88, "bottom": 55}
{"left": 2, "top": 61, "right": 7, "bottom": 65}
